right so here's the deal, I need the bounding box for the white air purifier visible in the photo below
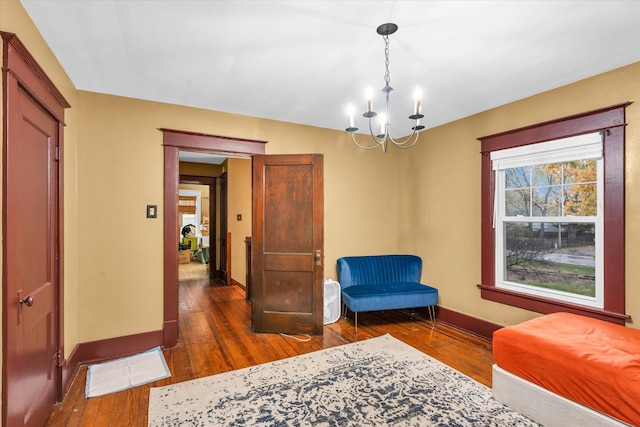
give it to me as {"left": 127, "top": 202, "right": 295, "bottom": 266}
{"left": 323, "top": 279, "right": 341, "bottom": 325}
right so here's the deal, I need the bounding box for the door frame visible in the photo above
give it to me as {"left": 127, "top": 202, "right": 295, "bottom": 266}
{"left": 217, "top": 172, "right": 229, "bottom": 284}
{"left": 1, "top": 32, "right": 70, "bottom": 418}
{"left": 161, "top": 129, "right": 266, "bottom": 347}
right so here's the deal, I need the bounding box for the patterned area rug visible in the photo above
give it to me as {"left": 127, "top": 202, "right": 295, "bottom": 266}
{"left": 148, "top": 334, "right": 539, "bottom": 426}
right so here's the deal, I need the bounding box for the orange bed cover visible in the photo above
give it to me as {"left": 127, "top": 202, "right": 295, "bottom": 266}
{"left": 493, "top": 312, "right": 640, "bottom": 426}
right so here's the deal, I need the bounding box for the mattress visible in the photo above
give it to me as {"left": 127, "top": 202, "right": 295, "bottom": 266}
{"left": 493, "top": 312, "right": 640, "bottom": 426}
{"left": 493, "top": 365, "right": 627, "bottom": 427}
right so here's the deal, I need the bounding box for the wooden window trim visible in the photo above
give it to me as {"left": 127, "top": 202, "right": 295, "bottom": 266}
{"left": 477, "top": 103, "right": 630, "bottom": 325}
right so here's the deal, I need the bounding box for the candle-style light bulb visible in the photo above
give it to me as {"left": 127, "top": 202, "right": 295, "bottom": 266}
{"left": 379, "top": 113, "right": 386, "bottom": 135}
{"left": 413, "top": 86, "right": 422, "bottom": 115}
{"left": 347, "top": 104, "right": 355, "bottom": 128}
{"left": 366, "top": 87, "right": 374, "bottom": 113}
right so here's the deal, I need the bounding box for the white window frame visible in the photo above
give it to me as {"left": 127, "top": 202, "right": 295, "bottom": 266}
{"left": 491, "top": 132, "right": 604, "bottom": 308}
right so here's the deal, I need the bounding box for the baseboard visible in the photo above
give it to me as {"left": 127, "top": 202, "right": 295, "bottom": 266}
{"left": 412, "top": 305, "right": 501, "bottom": 341}
{"left": 61, "top": 344, "right": 81, "bottom": 396}
{"left": 163, "top": 320, "right": 178, "bottom": 348}
{"left": 230, "top": 278, "right": 245, "bottom": 289}
{"left": 59, "top": 329, "right": 164, "bottom": 401}
{"left": 435, "top": 306, "right": 502, "bottom": 341}
{"left": 77, "top": 329, "right": 164, "bottom": 365}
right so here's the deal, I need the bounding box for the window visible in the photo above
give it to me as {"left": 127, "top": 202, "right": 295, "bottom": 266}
{"left": 478, "top": 104, "right": 629, "bottom": 325}
{"left": 492, "top": 133, "right": 603, "bottom": 308}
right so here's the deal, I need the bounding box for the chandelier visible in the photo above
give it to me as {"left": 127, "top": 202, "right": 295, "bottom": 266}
{"left": 346, "top": 23, "right": 424, "bottom": 152}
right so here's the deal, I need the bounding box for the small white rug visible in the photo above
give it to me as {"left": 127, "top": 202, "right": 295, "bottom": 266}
{"left": 148, "top": 334, "right": 540, "bottom": 426}
{"left": 86, "top": 346, "right": 170, "bottom": 398}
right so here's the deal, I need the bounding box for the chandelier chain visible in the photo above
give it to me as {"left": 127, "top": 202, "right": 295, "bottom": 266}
{"left": 383, "top": 35, "right": 391, "bottom": 87}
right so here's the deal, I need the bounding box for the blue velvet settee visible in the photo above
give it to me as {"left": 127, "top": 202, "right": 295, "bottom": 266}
{"left": 337, "top": 255, "right": 438, "bottom": 333}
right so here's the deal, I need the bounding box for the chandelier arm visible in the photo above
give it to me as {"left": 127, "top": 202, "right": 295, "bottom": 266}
{"left": 391, "top": 132, "right": 420, "bottom": 149}
{"left": 369, "top": 118, "right": 389, "bottom": 153}
{"left": 367, "top": 117, "right": 388, "bottom": 152}
{"left": 367, "top": 117, "right": 385, "bottom": 143}
{"left": 386, "top": 128, "right": 420, "bottom": 148}
{"left": 350, "top": 132, "right": 384, "bottom": 151}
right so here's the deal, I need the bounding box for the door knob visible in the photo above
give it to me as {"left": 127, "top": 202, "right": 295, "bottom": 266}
{"left": 19, "top": 295, "right": 34, "bottom": 307}
{"left": 315, "top": 250, "right": 322, "bottom": 266}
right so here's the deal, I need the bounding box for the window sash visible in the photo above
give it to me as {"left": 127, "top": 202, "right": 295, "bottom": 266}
{"left": 494, "top": 153, "right": 604, "bottom": 309}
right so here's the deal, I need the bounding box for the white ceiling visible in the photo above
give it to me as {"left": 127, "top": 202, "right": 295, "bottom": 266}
{"left": 179, "top": 151, "right": 228, "bottom": 165}
{"left": 179, "top": 150, "right": 252, "bottom": 165}
{"left": 19, "top": 1, "right": 640, "bottom": 139}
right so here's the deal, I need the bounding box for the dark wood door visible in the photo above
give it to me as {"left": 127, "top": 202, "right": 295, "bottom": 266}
{"left": 5, "top": 86, "right": 60, "bottom": 427}
{"left": 252, "top": 154, "right": 324, "bottom": 335}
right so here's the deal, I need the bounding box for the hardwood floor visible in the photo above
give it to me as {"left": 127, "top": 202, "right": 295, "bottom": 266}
{"left": 45, "top": 261, "right": 494, "bottom": 426}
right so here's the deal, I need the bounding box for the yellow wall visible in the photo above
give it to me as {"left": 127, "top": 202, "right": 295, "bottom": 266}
{"left": 180, "top": 161, "right": 223, "bottom": 178}
{"left": 2, "top": 1, "right": 639, "bottom": 386}
{"left": 75, "top": 90, "right": 400, "bottom": 343}
{"left": 227, "top": 158, "right": 252, "bottom": 286}
{"left": 399, "top": 61, "right": 640, "bottom": 328}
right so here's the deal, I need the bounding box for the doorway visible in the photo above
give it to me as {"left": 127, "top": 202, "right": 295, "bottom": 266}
{"left": 178, "top": 177, "right": 216, "bottom": 280}
{"left": 161, "top": 129, "right": 267, "bottom": 347}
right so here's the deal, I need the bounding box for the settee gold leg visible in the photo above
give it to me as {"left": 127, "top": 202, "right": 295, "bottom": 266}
{"left": 342, "top": 305, "right": 358, "bottom": 335}
{"left": 354, "top": 312, "right": 358, "bottom": 335}
{"left": 428, "top": 305, "right": 437, "bottom": 329}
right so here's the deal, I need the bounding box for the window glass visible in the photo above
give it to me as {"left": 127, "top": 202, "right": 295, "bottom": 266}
{"left": 532, "top": 185, "right": 561, "bottom": 216}
{"left": 505, "top": 189, "right": 530, "bottom": 216}
{"left": 505, "top": 166, "right": 531, "bottom": 189}
{"left": 504, "top": 222, "right": 596, "bottom": 298}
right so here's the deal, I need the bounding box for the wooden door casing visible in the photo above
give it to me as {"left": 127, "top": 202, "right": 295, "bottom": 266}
{"left": 252, "top": 154, "right": 324, "bottom": 335}
{"left": 219, "top": 172, "right": 228, "bottom": 283}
